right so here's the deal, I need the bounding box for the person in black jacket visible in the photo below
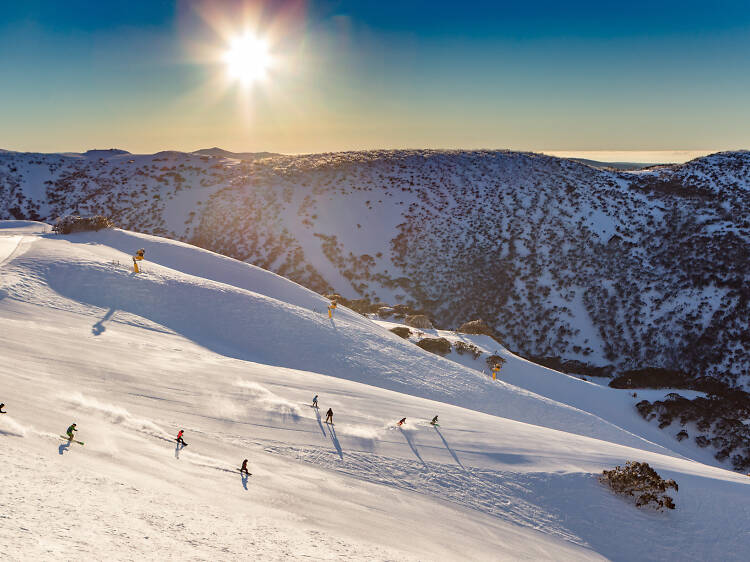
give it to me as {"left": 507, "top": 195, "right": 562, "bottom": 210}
{"left": 325, "top": 408, "right": 333, "bottom": 424}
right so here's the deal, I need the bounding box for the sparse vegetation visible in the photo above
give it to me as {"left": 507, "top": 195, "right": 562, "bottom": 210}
{"left": 635, "top": 383, "right": 750, "bottom": 471}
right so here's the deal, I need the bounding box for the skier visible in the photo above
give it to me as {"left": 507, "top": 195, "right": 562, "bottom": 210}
{"left": 325, "top": 408, "right": 333, "bottom": 424}
{"left": 66, "top": 423, "right": 78, "bottom": 440}
{"left": 312, "top": 395, "right": 319, "bottom": 408}
{"left": 176, "top": 429, "right": 187, "bottom": 446}
{"left": 133, "top": 248, "right": 145, "bottom": 273}
{"left": 240, "top": 459, "right": 250, "bottom": 474}
{"left": 0, "top": 403, "right": 6, "bottom": 414}
{"left": 397, "top": 417, "right": 406, "bottom": 426}
{"left": 430, "top": 415, "right": 439, "bottom": 426}
{"left": 327, "top": 300, "right": 337, "bottom": 319}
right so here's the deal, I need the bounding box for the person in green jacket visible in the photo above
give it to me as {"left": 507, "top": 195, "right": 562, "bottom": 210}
{"left": 66, "top": 423, "right": 78, "bottom": 440}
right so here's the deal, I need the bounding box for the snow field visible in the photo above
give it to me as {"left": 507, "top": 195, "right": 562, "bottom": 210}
{"left": 1, "top": 221, "right": 748, "bottom": 561}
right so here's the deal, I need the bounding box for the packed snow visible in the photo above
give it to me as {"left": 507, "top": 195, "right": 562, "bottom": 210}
{"left": 1, "top": 221, "right": 748, "bottom": 561}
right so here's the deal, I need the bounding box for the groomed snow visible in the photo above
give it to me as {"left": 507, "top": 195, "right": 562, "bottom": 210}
{"left": 1, "top": 221, "right": 748, "bottom": 561}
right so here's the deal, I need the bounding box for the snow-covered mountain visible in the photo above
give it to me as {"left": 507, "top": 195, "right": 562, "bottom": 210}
{"left": 1, "top": 148, "right": 748, "bottom": 384}
{"left": 1, "top": 220, "right": 749, "bottom": 560}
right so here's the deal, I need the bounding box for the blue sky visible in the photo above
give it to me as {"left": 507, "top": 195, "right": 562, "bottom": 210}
{"left": 0, "top": 0, "right": 748, "bottom": 156}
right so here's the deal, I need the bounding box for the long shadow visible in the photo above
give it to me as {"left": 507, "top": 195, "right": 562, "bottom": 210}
{"left": 58, "top": 441, "right": 71, "bottom": 455}
{"left": 399, "top": 427, "right": 426, "bottom": 466}
{"left": 174, "top": 443, "right": 183, "bottom": 459}
{"left": 92, "top": 307, "right": 116, "bottom": 335}
{"left": 327, "top": 425, "right": 343, "bottom": 459}
{"left": 314, "top": 407, "right": 326, "bottom": 436}
{"left": 241, "top": 472, "right": 249, "bottom": 490}
{"left": 434, "top": 426, "right": 464, "bottom": 469}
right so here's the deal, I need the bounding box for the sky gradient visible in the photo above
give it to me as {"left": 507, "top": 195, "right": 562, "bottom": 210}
{"left": 1, "top": 0, "right": 749, "bottom": 158}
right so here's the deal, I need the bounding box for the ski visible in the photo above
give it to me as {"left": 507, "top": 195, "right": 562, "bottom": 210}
{"left": 60, "top": 436, "right": 84, "bottom": 445}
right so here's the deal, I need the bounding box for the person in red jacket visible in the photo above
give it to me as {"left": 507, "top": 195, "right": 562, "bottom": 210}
{"left": 176, "top": 429, "right": 187, "bottom": 446}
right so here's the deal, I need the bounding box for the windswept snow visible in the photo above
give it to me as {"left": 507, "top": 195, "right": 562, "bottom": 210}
{"left": 1, "top": 221, "right": 748, "bottom": 561}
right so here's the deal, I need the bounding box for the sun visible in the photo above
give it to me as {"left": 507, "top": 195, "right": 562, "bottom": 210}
{"left": 223, "top": 33, "right": 270, "bottom": 85}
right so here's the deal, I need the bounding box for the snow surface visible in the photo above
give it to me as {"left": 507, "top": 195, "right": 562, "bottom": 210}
{"left": 1, "top": 221, "right": 748, "bottom": 561}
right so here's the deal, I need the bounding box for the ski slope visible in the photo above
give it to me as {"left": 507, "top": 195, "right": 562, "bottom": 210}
{"left": 1, "top": 221, "right": 748, "bottom": 561}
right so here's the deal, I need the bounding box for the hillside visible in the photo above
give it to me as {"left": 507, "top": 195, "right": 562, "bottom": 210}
{"left": 0, "top": 148, "right": 747, "bottom": 386}
{"left": 2, "top": 221, "right": 749, "bottom": 561}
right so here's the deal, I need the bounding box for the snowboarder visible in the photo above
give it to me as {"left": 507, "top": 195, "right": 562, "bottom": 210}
{"left": 240, "top": 459, "right": 250, "bottom": 474}
{"left": 327, "top": 300, "right": 337, "bottom": 319}
{"left": 325, "top": 408, "right": 333, "bottom": 424}
{"left": 0, "top": 403, "right": 6, "bottom": 414}
{"left": 176, "top": 429, "right": 187, "bottom": 446}
{"left": 312, "top": 395, "right": 319, "bottom": 408}
{"left": 430, "top": 415, "right": 438, "bottom": 426}
{"left": 133, "top": 248, "right": 145, "bottom": 273}
{"left": 66, "top": 423, "right": 78, "bottom": 440}
{"left": 397, "top": 417, "right": 406, "bottom": 426}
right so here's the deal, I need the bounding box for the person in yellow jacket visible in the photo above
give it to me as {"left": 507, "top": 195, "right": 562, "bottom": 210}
{"left": 492, "top": 363, "right": 501, "bottom": 380}
{"left": 133, "top": 248, "right": 145, "bottom": 273}
{"left": 328, "top": 299, "right": 337, "bottom": 318}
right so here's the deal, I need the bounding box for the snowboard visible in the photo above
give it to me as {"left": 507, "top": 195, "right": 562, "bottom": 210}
{"left": 60, "top": 436, "right": 84, "bottom": 445}
{"left": 239, "top": 469, "right": 253, "bottom": 475}
{"left": 430, "top": 423, "right": 440, "bottom": 427}
{"left": 175, "top": 439, "right": 188, "bottom": 446}
{"left": 325, "top": 421, "right": 335, "bottom": 426}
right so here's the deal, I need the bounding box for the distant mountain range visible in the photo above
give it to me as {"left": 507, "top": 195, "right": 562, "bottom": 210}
{"left": 1, "top": 147, "right": 747, "bottom": 383}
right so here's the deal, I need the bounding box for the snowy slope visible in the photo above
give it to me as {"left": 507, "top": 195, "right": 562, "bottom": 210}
{"left": 1, "top": 221, "right": 749, "bottom": 561}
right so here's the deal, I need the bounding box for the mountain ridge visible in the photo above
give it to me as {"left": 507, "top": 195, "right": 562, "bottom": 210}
{"left": 1, "top": 148, "right": 747, "bottom": 384}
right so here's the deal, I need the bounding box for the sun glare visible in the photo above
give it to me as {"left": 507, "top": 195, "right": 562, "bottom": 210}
{"left": 223, "top": 33, "right": 270, "bottom": 85}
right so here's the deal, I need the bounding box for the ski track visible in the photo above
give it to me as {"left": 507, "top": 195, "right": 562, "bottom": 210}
{"left": 263, "top": 442, "right": 585, "bottom": 546}
{"left": 0, "top": 445, "right": 406, "bottom": 562}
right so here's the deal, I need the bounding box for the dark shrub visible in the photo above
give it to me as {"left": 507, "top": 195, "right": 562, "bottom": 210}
{"left": 405, "top": 314, "right": 434, "bottom": 329}
{"left": 600, "top": 461, "right": 678, "bottom": 510}
{"left": 453, "top": 341, "right": 481, "bottom": 359}
{"left": 416, "top": 337, "right": 451, "bottom": 356}
{"left": 609, "top": 367, "right": 693, "bottom": 389}
{"left": 390, "top": 326, "right": 412, "bottom": 339}
{"left": 377, "top": 306, "right": 394, "bottom": 318}
{"left": 485, "top": 354, "right": 506, "bottom": 369}
{"left": 457, "top": 319, "right": 493, "bottom": 336}
{"left": 531, "top": 356, "right": 614, "bottom": 378}
{"left": 53, "top": 215, "right": 115, "bottom": 234}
